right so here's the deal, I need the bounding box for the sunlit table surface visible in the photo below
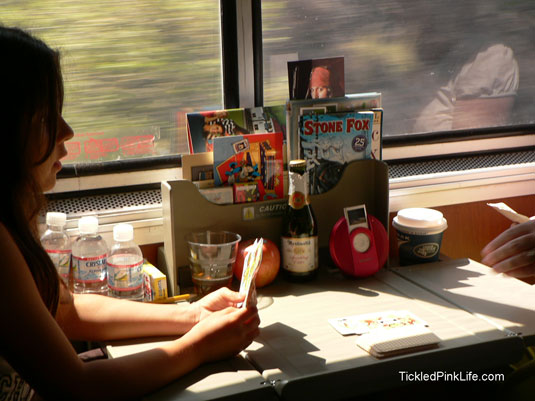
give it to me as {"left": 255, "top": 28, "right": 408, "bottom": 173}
{"left": 245, "top": 259, "right": 528, "bottom": 400}
{"left": 391, "top": 258, "right": 535, "bottom": 344}
{"left": 106, "top": 258, "right": 531, "bottom": 400}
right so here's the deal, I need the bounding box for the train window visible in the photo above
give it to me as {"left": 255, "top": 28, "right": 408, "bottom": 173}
{"left": 261, "top": 1, "right": 535, "bottom": 137}
{"left": 1, "top": 1, "right": 222, "bottom": 164}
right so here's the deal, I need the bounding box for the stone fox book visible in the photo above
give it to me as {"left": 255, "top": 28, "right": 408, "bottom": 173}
{"left": 299, "top": 111, "right": 374, "bottom": 195}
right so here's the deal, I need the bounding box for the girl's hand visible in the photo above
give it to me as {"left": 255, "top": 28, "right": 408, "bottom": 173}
{"left": 193, "top": 287, "right": 245, "bottom": 323}
{"left": 185, "top": 305, "right": 260, "bottom": 363}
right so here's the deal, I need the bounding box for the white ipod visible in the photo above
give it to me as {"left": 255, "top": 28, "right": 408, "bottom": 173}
{"left": 344, "top": 204, "right": 369, "bottom": 233}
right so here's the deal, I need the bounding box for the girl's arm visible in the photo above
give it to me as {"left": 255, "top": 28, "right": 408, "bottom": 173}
{"left": 0, "top": 224, "right": 259, "bottom": 401}
{"left": 57, "top": 286, "right": 247, "bottom": 341}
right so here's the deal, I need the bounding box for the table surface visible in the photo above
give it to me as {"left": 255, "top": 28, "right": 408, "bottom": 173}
{"left": 391, "top": 258, "right": 535, "bottom": 344}
{"left": 105, "top": 258, "right": 534, "bottom": 400}
{"left": 105, "top": 338, "right": 277, "bottom": 401}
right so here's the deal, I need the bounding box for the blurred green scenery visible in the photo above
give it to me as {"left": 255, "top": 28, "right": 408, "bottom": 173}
{"left": 3, "top": 1, "right": 534, "bottom": 164}
{"left": 2, "top": 0, "right": 223, "bottom": 163}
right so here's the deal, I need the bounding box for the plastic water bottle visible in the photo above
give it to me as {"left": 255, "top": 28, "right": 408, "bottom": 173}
{"left": 107, "top": 223, "right": 144, "bottom": 301}
{"left": 72, "top": 216, "right": 108, "bottom": 295}
{"left": 41, "top": 212, "right": 71, "bottom": 287}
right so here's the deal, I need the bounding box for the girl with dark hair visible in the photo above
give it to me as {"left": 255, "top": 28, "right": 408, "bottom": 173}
{"left": 0, "top": 26, "right": 260, "bottom": 401}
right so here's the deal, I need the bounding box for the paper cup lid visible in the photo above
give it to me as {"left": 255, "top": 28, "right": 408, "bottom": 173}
{"left": 393, "top": 208, "right": 448, "bottom": 234}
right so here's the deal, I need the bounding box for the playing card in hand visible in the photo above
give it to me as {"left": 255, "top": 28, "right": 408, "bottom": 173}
{"left": 238, "top": 238, "right": 263, "bottom": 308}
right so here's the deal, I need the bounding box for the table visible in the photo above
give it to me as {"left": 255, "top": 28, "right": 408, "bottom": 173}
{"left": 247, "top": 262, "right": 527, "bottom": 400}
{"left": 106, "top": 259, "right": 533, "bottom": 400}
{"left": 391, "top": 258, "right": 535, "bottom": 345}
{"left": 105, "top": 338, "right": 278, "bottom": 401}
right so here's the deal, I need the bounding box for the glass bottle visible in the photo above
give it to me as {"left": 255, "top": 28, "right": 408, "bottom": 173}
{"left": 281, "top": 159, "right": 318, "bottom": 281}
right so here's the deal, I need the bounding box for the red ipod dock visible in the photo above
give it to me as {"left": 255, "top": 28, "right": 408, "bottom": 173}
{"left": 329, "top": 215, "right": 389, "bottom": 277}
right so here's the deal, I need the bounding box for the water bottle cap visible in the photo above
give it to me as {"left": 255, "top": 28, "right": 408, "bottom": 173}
{"left": 113, "top": 223, "right": 134, "bottom": 242}
{"left": 46, "top": 212, "right": 66, "bottom": 227}
{"left": 78, "top": 216, "right": 99, "bottom": 234}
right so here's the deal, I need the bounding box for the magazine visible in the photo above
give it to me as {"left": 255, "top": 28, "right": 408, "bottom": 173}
{"left": 212, "top": 132, "right": 284, "bottom": 201}
{"left": 286, "top": 92, "right": 382, "bottom": 162}
{"left": 186, "top": 109, "right": 249, "bottom": 154}
{"left": 186, "top": 106, "right": 287, "bottom": 155}
{"left": 299, "top": 111, "right": 374, "bottom": 195}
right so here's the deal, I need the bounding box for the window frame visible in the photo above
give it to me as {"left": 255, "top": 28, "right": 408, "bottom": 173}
{"left": 50, "top": 0, "right": 535, "bottom": 196}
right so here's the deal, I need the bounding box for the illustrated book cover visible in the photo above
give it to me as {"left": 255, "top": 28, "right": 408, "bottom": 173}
{"left": 298, "top": 110, "right": 374, "bottom": 195}
{"left": 187, "top": 106, "right": 287, "bottom": 155}
{"left": 286, "top": 92, "right": 382, "bottom": 162}
{"left": 212, "top": 132, "right": 284, "bottom": 201}
{"left": 186, "top": 109, "right": 249, "bottom": 154}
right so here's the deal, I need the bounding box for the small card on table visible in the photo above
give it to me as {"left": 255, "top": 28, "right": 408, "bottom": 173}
{"left": 329, "top": 310, "right": 441, "bottom": 358}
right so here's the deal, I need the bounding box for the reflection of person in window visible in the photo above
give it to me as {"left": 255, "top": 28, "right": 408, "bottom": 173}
{"left": 414, "top": 42, "right": 519, "bottom": 132}
{"left": 202, "top": 111, "right": 249, "bottom": 152}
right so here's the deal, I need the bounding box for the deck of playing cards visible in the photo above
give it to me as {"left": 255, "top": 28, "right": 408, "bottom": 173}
{"left": 329, "top": 310, "right": 441, "bottom": 358}
{"left": 238, "top": 238, "right": 263, "bottom": 308}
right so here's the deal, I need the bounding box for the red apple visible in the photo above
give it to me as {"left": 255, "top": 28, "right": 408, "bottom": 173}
{"left": 234, "top": 238, "right": 280, "bottom": 288}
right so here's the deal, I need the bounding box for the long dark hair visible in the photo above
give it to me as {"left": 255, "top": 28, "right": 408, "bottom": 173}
{"left": 0, "top": 26, "right": 64, "bottom": 314}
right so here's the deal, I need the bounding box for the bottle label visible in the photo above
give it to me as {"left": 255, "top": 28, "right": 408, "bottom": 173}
{"left": 45, "top": 249, "right": 71, "bottom": 280}
{"left": 289, "top": 192, "right": 307, "bottom": 209}
{"left": 281, "top": 236, "right": 318, "bottom": 273}
{"left": 107, "top": 256, "right": 143, "bottom": 291}
{"left": 72, "top": 254, "right": 107, "bottom": 284}
{"left": 288, "top": 171, "right": 309, "bottom": 210}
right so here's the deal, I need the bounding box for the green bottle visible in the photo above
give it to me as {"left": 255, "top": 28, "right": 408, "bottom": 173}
{"left": 281, "top": 160, "right": 318, "bottom": 281}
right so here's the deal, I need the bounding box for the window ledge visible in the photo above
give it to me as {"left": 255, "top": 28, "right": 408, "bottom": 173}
{"left": 389, "top": 162, "right": 535, "bottom": 212}
{"left": 43, "top": 161, "right": 534, "bottom": 246}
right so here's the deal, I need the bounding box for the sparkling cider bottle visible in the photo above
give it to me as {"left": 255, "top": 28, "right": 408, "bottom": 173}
{"left": 281, "top": 159, "right": 318, "bottom": 281}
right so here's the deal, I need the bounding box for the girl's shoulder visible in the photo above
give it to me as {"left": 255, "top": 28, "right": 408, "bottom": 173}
{"left": 0, "top": 221, "right": 18, "bottom": 249}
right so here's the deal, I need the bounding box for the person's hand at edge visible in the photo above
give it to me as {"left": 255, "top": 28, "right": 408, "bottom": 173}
{"left": 481, "top": 219, "right": 535, "bottom": 278}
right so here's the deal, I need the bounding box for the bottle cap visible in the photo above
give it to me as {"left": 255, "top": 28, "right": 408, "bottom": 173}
{"left": 289, "top": 159, "right": 306, "bottom": 168}
{"left": 113, "top": 223, "right": 134, "bottom": 242}
{"left": 46, "top": 212, "right": 66, "bottom": 227}
{"left": 78, "top": 216, "right": 99, "bottom": 234}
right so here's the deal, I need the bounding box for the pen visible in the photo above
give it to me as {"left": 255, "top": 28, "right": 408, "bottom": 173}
{"left": 151, "top": 294, "right": 191, "bottom": 304}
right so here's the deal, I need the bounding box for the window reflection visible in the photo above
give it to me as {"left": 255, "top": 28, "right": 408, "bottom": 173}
{"left": 1, "top": 1, "right": 222, "bottom": 163}
{"left": 262, "top": 0, "right": 535, "bottom": 137}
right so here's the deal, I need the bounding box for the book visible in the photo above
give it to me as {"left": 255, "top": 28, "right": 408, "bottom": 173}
{"left": 371, "top": 108, "right": 383, "bottom": 161}
{"left": 298, "top": 111, "right": 374, "bottom": 195}
{"left": 212, "top": 132, "right": 284, "bottom": 200}
{"left": 247, "top": 105, "right": 287, "bottom": 137}
{"left": 287, "top": 56, "right": 345, "bottom": 100}
{"left": 286, "top": 92, "right": 382, "bottom": 162}
{"left": 186, "top": 108, "right": 250, "bottom": 154}
{"left": 186, "top": 106, "right": 287, "bottom": 155}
